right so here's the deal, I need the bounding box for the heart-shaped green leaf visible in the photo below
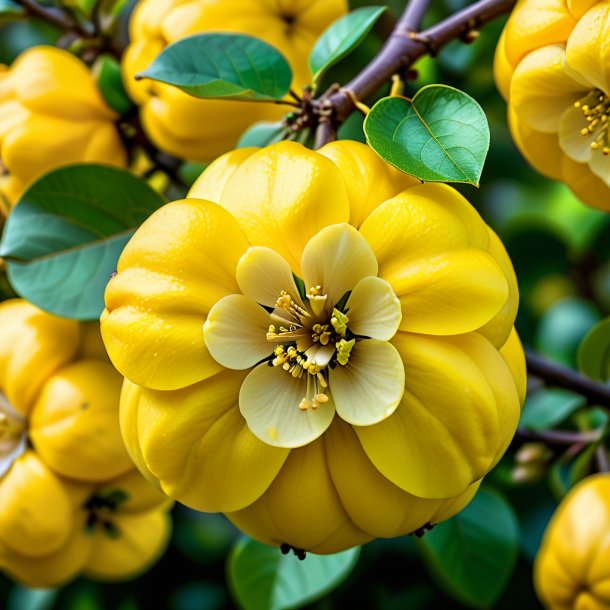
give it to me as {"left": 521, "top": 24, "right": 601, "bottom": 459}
{"left": 308, "top": 6, "right": 386, "bottom": 89}
{"left": 137, "top": 33, "right": 292, "bottom": 101}
{"left": 228, "top": 537, "right": 360, "bottom": 610}
{"left": 0, "top": 164, "right": 166, "bottom": 320}
{"left": 364, "top": 85, "right": 490, "bottom": 185}
{"left": 418, "top": 488, "right": 519, "bottom": 609}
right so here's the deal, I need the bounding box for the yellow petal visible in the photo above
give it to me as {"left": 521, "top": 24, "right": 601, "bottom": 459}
{"left": 477, "top": 228, "right": 520, "bottom": 348}
{"left": 188, "top": 147, "right": 259, "bottom": 203}
{"left": 504, "top": 0, "right": 576, "bottom": 67}
{"left": 345, "top": 276, "right": 401, "bottom": 341}
{"left": 216, "top": 142, "right": 350, "bottom": 271}
{"left": 0, "top": 299, "right": 79, "bottom": 415}
{"left": 102, "top": 199, "right": 249, "bottom": 390}
{"left": 29, "top": 360, "right": 133, "bottom": 482}
{"left": 204, "top": 294, "right": 273, "bottom": 370}
{"left": 562, "top": 155, "right": 610, "bottom": 210}
{"left": 356, "top": 333, "right": 505, "bottom": 498}
{"left": 566, "top": 3, "right": 610, "bottom": 94}
{"left": 85, "top": 510, "right": 171, "bottom": 581}
{"left": 510, "top": 44, "right": 588, "bottom": 133}
{"left": 0, "top": 451, "right": 72, "bottom": 556}
{"left": 493, "top": 29, "right": 513, "bottom": 101}
{"left": 500, "top": 328, "right": 527, "bottom": 406}
{"left": 236, "top": 246, "right": 304, "bottom": 308}
{"left": 589, "top": 144, "right": 610, "bottom": 188}
{"left": 330, "top": 340, "right": 404, "bottom": 426}
{"left": 301, "top": 223, "right": 378, "bottom": 307}
{"left": 0, "top": 393, "right": 26, "bottom": 478}
{"left": 133, "top": 369, "right": 289, "bottom": 512}
{"left": 239, "top": 364, "right": 335, "bottom": 448}
{"left": 101, "top": 467, "right": 170, "bottom": 514}
{"left": 558, "top": 104, "right": 596, "bottom": 162}
{"left": 391, "top": 249, "right": 508, "bottom": 336}
{"left": 508, "top": 106, "right": 565, "bottom": 181}
{"left": 567, "top": 0, "right": 598, "bottom": 19}
{"left": 227, "top": 435, "right": 372, "bottom": 554}
{"left": 429, "top": 480, "right": 482, "bottom": 524}
{"left": 318, "top": 140, "right": 418, "bottom": 228}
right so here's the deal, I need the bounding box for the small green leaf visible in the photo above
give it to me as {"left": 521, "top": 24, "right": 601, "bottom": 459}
{"left": 228, "top": 537, "right": 360, "bottom": 610}
{"left": 418, "top": 488, "right": 519, "bottom": 609}
{"left": 92, "top": 54, "right": 133, "bottom": 115}
{"left": 7, "top": 587, "right": 58, "bottom": 610}
{"left": 578, "top": 317, "right": 610, "bottom": 382}
{"left": 0, "top": 0, "right": 25, "bottom": 20}
{"left": 237, "top": 121, "right": 286, "bottom": 148}
{"left": 308, "top": 6, "right": 386, "bottom": 89}
{"left": 519, "top": 388, "right": 586, "bottom": 431}
{"left": 364, "top": 85, "right": 490, "bottom": 185}
{"left": 138, "top": 33, "right": 292, "bottom": 101}
{"left": 0, "top": 164, "right": 165, "bottom": 320}
{"left": 549, "top": 442, "right": 597, "bottom": 499}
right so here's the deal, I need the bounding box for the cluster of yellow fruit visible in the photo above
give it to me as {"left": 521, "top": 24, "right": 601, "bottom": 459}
{"left": 0, "top": 300, "right": 171, "bottom": 587}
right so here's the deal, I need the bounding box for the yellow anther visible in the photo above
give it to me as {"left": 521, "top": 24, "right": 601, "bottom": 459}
{"left": 307, "top": 285, "right": 323, "bottom": 297}
{"left": 336, "top": 338, "right": 356, "bottom": 366}
{"left": 268, "top": 325, "right": 276, "bottom": 333}
{"left": 315, "top": 393, "right": 329, "bottom": 404}
{"left": 330, "top": 308, "right": 349, "bottom": 337}
{"left": 299, "top": 398, "right": 309, "bottom": 410}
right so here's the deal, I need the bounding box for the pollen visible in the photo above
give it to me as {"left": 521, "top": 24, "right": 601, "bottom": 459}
{"left": 575, "top": 90, "right": 610, "bottom": 154}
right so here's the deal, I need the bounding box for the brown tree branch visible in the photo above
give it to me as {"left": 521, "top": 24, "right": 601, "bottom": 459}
{"left": 15, "top": 0, "right": 94, "bottom": 38}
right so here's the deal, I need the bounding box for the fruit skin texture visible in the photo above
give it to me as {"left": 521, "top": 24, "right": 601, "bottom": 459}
{"left": 0, "top": 300, "right": 171, "bottom": 587}
{"left": 0, "top": 46, "right": 126, "bottom": 207}
{"left": 122, "top": 0, "right": 347, "bottom": 161}
{"left": 535, "top": 474, "right": 610, "bottom": 610}
{"left": 102, "top": 140, "right": 526, "bottom": 554}
{"left": 494, "top": 0, "right": 610, "bottom": 210}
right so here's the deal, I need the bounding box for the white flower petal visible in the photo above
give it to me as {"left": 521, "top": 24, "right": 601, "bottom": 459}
{"left": 236, "top": 246, "right": 304, "bottom": 309}
{"left": 301, "top": 224, "right": 378, "bottom": 308}
{"left": 0, "top": 393, "right": 26, "bottom": 479}
{"left": 239, "top": 364, "right": 335, "bottom": 448}
{"left": 589, "top": 146, "right": 610, "bottom": 187}
{"left": 330, "top": 340, "right": 405, "bottom": 426}
{"left": 203, "top": 294, "right": 272, "bottom": 370}
{"left": 559, "top": 104, "right": 596, "bottom": 162}
{"left": 345, "top": 276, "right": 402, "bottom": 341}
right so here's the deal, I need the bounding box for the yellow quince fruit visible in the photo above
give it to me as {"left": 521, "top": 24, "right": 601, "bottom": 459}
{"left": 0, "top": 46, "right": 127, "bottom": 207}
{"left": 535, "top": 473, "right": 610, "bottom": 609}
{"left": 122, "top": 0, "right": 347, "bottom": 161}
{"left": 102, "top": 140, "right": 525, "bottom": 554}
{"left": 495, "top": 0, "right": 610, "bottom": 210}
{"left": 0, "top": 300, "right": 171, "bottom": 586}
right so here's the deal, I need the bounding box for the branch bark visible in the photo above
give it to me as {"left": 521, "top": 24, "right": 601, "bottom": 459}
{"left": 326, "top": 0, "right": 515, "bottom": 124}
{"left": 526, "top": 348, "right": 610, "bottom": 409}
{"left": 16, "top": 0, "right": 94, "bottom": 38}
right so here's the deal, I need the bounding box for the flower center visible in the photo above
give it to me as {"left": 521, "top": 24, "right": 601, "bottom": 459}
{"left": 0, "top": 391, "right": 27, "bottom": 478}
{"left": 82, "top": 489, "right": 128, "bottom": 539}
{"left": 575, "top": 89, "right": 610, "bottom": 155}
{"left": 265, "top": 285, "right": 357, "bottom": 411}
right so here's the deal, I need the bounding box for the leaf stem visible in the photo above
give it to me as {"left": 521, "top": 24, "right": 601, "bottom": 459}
{"left": 526, "top": 348, "right": 610, "bottom": 409}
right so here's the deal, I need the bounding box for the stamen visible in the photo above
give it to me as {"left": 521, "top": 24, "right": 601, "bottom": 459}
{"left": 336, "top": 338, "right": 356, "bottom": 365}
{"left": 575, "top": 89, "right": 610, "bottom": 153}
{"left": 330, "top": 309, "right": 349, "bottom": 337}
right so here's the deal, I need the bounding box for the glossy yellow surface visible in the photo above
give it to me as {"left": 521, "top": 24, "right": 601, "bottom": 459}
{"left": 122, "top": 0, "right": 347, "bottom": 161}
{"left": 103, "top": 140, "right": 525, "bottom": 553}
{"left": 495, "top": 0, "right": 610, "bottom": 210}
{"left": 535, "top": 474, "right": 610, "bottom": 610}
{"left": 0, "top": 300, "right": 171, "bottom": 586}
{"left": 0, "top": 46, "right": 126, "bottom": 207}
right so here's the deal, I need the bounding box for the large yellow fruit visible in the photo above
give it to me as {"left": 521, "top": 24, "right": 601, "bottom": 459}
{"left": 495, "top": 0, "right": 610, "bottom": 210}
{"left": 122, "top": 0, "right": 347, "bottom": 161}
{"left": 0, "top": 46, "right": 127, "bottom": 207}
{"left": 102, "top": 140, "right": 526, "bottom": 553}
{"left": 0, "top": 300, "right": 171, "bottom": 586}
{"left": 535, "top": 474, "right": 610, "bottom": 609}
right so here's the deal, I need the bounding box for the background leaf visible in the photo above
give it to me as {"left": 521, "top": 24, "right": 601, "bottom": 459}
{"left": 0, "top": 164, "right": 165, "bottom": 320}
{"left": 308, "top": 6, "right": 386, "bottom": 88}
{"left": 137, "top": 33, "right": 292, "bottom": 101}
{"left": 418, "top": 488, "right": 519, "bottom": 609}
{"left": 228, "top": 537, "right": 360, "bottom": 610}
{"left": 578, "top": 317, "right": 610, "bottom": 382}
{"left": 92, "top": 54, "right": 133, "bottom": 115}
{"left": 364, "top": 85, "right": 490, "bottom": 185}
{"left": 237, "top": 121, "right": 287, "bottom": 148}
{"left": 519, "top": 388, "right": 586, "bottom": 431}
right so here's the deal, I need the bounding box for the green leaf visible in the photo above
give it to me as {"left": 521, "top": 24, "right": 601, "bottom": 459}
{"left": 237, "top": 121, "right": 286, "bottom": 148}
{"left": 137, "top": 33, "right": 292, "bottom": 101}
{"left": 228, "top": 537, "right": 360, "bottom": 610}
{"left": 92, "top": 54, "right": 133, "bottom": 115}
{"left": 0, "top": 0, "right": 25, "bottom": 20}
{"left": 549, "top": 442, "right": 597, "bottom": 499}
{"left": 578, "top": 317, "right": 610, "bottom": 382}
{"left": 519, "top": 388, "right": 586, "bottom": 430}
{"left": 8, "top": 587, "right": 58, "bottom": 610}
{"left": 364, "top": 85, "right": 490, "bottom": 185}
{"left": 418, "top": 488, "right": 519, "bottom": 609}
{"left": 308, "top": 6, "right": 386, "bottom": 88}
{"left": 0, "top": 164, "right": 165, "bottom": 320}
